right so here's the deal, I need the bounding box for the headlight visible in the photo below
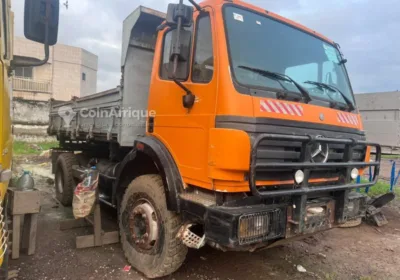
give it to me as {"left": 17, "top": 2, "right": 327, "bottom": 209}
{"left": 238, "top": 212, "right": 269, "bottom": 245}
{"left": 294, "top": 170, "right": 305, "bottom": 184}
{"left": 351, "top": 168, "right": 359, "bottom": 180}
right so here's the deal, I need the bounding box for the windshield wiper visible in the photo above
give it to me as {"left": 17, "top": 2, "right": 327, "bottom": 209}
{"left": 238, "top": 65, "right": 312, "bottom": 103}
{"left": 304, "top": 81, "right": 355, "bottom": 111}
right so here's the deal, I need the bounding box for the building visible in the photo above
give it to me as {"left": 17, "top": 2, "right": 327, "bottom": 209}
{"left": 355, "top": 91, "right": 400, "bottom": 154}
{"left": 13, "top": 37, "right": 98, "bottom": 101}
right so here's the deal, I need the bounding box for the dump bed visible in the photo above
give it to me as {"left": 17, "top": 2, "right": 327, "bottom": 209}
{"left": 48, "top": 6, "right": 166, "bottom": 146}
{"left": 48, "top": 88, "right": 122, "bottom": 142}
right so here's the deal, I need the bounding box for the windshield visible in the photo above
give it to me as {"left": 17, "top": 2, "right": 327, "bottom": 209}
{"left": 223, "top": 6, "right": 355, "bottom": 106}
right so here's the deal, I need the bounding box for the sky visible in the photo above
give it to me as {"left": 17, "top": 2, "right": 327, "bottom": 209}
{"left": 12, "top": 0, "right": 400, "bottom": 94}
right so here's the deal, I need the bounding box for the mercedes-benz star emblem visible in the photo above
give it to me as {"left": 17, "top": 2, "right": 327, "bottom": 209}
{"left": 311, "top": 136, "right": 329, "bottom": 163}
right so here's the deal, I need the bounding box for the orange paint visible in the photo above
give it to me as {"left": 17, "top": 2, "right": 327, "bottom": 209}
{"left": 256, "top": 177, "right": 340, "bottom": 187}
{"left": 147, "top": 0, "right": 367, "bottom": 193}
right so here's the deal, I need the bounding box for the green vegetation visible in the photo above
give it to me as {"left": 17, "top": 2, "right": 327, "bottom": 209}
{"left": 381, "top": 154, "right": 400, "bottom": 159}
{"left": 13, "top": 141, "right": 59, "bottom": 155}
{"left": 359, "top": 178, "right": 400, "bottom": 198}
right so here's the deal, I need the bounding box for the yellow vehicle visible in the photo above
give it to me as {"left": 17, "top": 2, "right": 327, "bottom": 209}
{"left": 0, "top": 0, "right": 59, "bottom": 277}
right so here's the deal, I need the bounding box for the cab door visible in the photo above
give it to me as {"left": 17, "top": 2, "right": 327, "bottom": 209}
{"left": 149, "top": 7, "right": 218, "bottom": 190}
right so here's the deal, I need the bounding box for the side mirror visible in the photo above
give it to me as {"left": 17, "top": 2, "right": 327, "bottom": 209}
{"left": 24, "top": 0, "right": 59, "bottom": 46}
{"left": 168, "top": 29, "right": 191, "bottom": 80}
{"left": 14, "top": 0, "right": 60, "bottom": 67}
{"left": 166, "top": 1, "right": 196, "bottom": 109}
{"left": 166, "top": 3, "right": 193, "bottom": 27}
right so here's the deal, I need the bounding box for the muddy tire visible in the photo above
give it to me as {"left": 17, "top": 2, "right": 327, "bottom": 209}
{"left": 339, "top": 217, "right": 362, "bottom": 228}
{"left": 55, "top": 153, "right": 78, "bottom": 206}
{"left": 119, "top": 175, "right": 187, "bottom": 278}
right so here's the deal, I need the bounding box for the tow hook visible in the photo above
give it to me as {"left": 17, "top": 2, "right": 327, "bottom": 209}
{"left": 176, "top": 223, "right": 206, "bottom": 249}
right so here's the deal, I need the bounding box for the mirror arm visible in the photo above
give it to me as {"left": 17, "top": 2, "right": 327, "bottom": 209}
{"left": 173, "top": 79, "right": 191, "bottom": 95}
{"left": 12, "top": 0, "right": 51, "bottom": 68}
{"left": 188, "top": 0, "right": 202, "bottom": 12}
{"left": 172, "top": 0, "right": 196, "bottom": 109}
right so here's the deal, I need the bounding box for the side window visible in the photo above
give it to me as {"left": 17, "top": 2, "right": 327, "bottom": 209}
{"left": 192, "top": 14, "right": 214, "bottom": 83}
{"left": 160, "top": 31, "right": 173, "bottom": 80}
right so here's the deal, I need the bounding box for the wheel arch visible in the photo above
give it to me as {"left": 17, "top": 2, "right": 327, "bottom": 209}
{"left": 114, "top": 136, "right": 184, "bottom": 212}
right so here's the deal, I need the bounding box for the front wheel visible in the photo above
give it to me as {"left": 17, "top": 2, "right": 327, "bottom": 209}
{"left": 119, "top": 175, "right": 187, "bottom": 278}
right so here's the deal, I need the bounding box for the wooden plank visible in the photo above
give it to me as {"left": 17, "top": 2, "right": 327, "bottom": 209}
{"left": 21, "top": 214, "right": 30, "bottom": 250}
{"left": 59, "top": 218, "right": 89, "bottom": 230}
{"left": 21, "top": 214, "right": 38, "bottom": 255}
{"left": 11, "top": 215, "right": 21, "bottom": 259}
{"left": 93, "top": 203, "right": 102, "bottom": 247}
{"left": 27, "top": 214, "right": 38, "bottom": 255}
{"left": 8, "top": 189, "right": 41, "bottom": 215}
{"left": 76, "top": 231, "right": 119, "bottom": 249}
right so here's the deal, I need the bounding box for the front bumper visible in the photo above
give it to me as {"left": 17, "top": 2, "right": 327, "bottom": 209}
{"left": 181, "top": 192, "right": 368, "bottom": 250}
{"left": 181, "top": 134, "right": 380, "bottom": 250}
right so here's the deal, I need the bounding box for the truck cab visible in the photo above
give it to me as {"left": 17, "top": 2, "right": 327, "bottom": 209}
{"left": 49, "top": 0, "right": 381, "bottom": 278}
{"left": 144, "top": 0, "right": 380, "bottom": 247}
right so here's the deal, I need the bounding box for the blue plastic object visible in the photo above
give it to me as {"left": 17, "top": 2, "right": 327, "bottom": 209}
{"left": 389, "top": 161, "right": 400, "bottom": 192}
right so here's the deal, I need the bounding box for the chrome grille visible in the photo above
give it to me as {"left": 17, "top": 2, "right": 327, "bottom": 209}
{"left": 255, "top": 139, "right": 367, "bottom": 182}
{"left": 257, "top": 140, "right": 367, "bottom": 164}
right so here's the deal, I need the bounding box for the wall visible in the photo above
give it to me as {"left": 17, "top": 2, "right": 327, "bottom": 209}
{"left": 13, "top": 91, "right": 52, "bottom": 101}
{"left": 355, "top": 91, "right": 400, "bottom": 148}
{"left": 80, "top": 49, "right": 98, "bottom": 97}
{"left": 13, "top": 37, "right": 98, "bottom": 101}
{"left": 52, "top": 43, "right": 82, "bottom": 100}
{"left": 12, "top": 98, "right": 55, "bottom": 142}
{"left": 13, "top": 37, "right": 54, "bottom": 61}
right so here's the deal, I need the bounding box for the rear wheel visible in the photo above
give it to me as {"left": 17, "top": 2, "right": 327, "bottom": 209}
{"left": 55, "top": 153, "right": 78, "bottom": 206}
{"left": 119, "top": 175, "right": 187, "bottom": 278}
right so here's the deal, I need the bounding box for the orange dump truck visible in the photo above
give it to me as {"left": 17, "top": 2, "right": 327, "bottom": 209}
{"left": 48, "top": 0, "right": 381, "bottom": 278}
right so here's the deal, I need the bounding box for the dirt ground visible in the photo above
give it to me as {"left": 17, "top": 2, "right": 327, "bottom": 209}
{"left": 8, "top": 156, "right": 400, "bottom": 280}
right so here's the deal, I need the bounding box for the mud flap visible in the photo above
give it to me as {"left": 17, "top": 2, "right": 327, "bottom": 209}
{"left": 369, "top": 193, "right": 395, "bottom": 209}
